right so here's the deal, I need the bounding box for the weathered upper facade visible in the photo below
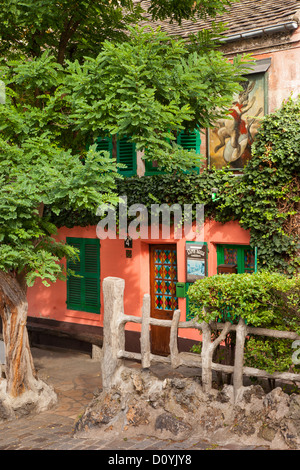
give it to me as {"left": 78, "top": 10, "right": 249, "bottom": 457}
{"left": 136, "top": 0, "right": 300, "bottom": 170}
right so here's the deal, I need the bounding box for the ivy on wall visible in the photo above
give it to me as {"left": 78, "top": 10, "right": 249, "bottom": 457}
{"left": 48, "top": 97, "right": 300, "bottom": 274}
{"left": 214, "top": 96, "right": 300, "bottom": 274}
{"left": 48, "top": 167, "right": 233, "bottom": 226}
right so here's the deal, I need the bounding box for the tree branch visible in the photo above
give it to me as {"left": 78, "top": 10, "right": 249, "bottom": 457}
{"left": 57, "top": 15, "right": 81, "bottom": 64}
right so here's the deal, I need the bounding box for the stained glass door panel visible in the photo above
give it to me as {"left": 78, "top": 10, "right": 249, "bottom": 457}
{"left": 153, "top": 248, "right": 178, "bottom": 311}
{"left": 150, "top": 245, "right": 178, "bottom": 356}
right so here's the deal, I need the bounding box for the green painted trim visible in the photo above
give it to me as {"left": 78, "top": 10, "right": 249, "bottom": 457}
{"left": 185, "top": 241, "right": 208, "bottom": 320}
{"left": 116, "top": 136, "right": 137, "bottom": 177}
{"left": 216, "top": 244, "right": 255, "bottom": 274}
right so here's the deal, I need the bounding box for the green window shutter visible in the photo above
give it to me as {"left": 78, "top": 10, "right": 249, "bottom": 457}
{"left": 217, "top": 244, "right": 224, "bottom": 267}
{"left": 117, "top": 136, "right": 137, "bottom": 177}
{"left": 177, "top": 129, "right": 201, "bottom": 153}
{"left": 66, "top": 237, "right": 100, "bottom": 314}
{"left": 95, "top": 136, "right": 113, "bottom": 156}
{"left": 177, "top": 129, "right": 201, "bottom": 174}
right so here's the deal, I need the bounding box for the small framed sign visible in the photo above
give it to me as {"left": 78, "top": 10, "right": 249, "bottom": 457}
{"left": 186, "top": 242, "right": 207, "bottom": 282}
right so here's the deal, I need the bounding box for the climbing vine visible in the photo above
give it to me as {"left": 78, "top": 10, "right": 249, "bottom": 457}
{"left": 215, "top": 96, "right": 300, "bottom": 274}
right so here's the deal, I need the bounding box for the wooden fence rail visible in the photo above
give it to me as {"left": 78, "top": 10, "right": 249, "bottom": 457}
{"left": 102, "top": 277, "right": 300, "bottom": 402}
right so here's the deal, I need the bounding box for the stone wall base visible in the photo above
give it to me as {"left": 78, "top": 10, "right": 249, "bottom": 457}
{"left": 74, "top": 365, "right": 300, "bottom": 450}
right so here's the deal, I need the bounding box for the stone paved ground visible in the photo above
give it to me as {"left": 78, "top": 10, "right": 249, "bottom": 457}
{"left": 0, "top": 347, "right": 269, "bottom": 452}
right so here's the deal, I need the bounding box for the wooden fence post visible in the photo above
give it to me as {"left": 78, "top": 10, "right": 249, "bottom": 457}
{"left": 140, "top": 294, "right": 151, "bottom": 369}
{"left": 170, "top": 309, "right": 181, "bottom": 368}
{"left": 102, "top": 277, "right": 125, "bottom": 389}
{"left": 201, "top": 318, "right": 232, "bottom": 394}
{"left": 233, "top": 317, "right": 247, "bottom": 402}
{"left": 201, "top": 321, "right": 213, "bottom": 394}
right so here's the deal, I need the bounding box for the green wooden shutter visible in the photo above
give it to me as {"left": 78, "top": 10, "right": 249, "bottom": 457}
{"left": 95, "top": 136, "right": 113, "bottom": 156}
{"left": 177, "top": 129, "right": 201, "bottom": 153}
{"left": 67, "top": 240, "right": 82, "bottom": 308}
{"left": 117, "top": 136, "right": 136, "bottom": 176}
{"left": 177, "top": 129, "right": 201, "bottom": 174}
{"left": 66, "top": 238, "right": 100, "bottom": 314}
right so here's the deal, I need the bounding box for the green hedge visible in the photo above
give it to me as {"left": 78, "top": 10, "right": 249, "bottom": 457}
{"left": 188, "top": 271, "right": 300, "bottom": 328}
{"left": 188, "top": 272, "right": 300, "bottom": 373}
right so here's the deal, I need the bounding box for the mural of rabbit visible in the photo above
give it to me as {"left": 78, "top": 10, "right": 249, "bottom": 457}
{"left": 213, "top": 80, "right": 263, "bottom": 166}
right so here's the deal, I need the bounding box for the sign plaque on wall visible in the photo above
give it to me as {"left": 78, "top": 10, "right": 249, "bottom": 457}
{"left": 186, "top": 243, "right": 207, "bottom": 283}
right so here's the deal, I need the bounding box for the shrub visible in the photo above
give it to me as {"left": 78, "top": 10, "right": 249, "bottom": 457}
{"left": 188, "top": 272, "right": 300, "bottom": 373}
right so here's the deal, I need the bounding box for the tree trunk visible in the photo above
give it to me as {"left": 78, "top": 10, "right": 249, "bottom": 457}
{"left": 0, "top": 271, "right": 37, "bottom": 397}
{"left": 57, "top": 19, "right": 80, "bottom": 64}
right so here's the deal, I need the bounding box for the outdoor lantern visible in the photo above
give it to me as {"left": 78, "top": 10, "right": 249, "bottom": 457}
{"left": 211, "top": 187, "right": 220, "bottom": 201}
{"left": 124, "top": 236, "right": 132, "bottom": 249}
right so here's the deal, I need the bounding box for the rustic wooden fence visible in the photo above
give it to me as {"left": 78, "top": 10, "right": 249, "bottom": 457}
{"left": 102, "top": 277, "right": 300, "bottom": 402}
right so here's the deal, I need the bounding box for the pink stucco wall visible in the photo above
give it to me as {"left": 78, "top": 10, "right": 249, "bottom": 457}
{"left": 255, "top": 46, "right": 300, "bottom": 113}
{"left": 27, "top": 220, "right": 250, "bottom": 341}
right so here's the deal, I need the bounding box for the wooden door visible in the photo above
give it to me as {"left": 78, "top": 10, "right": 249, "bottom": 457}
{"left": 150, "top": 245, "right": 178, "bottom": 356}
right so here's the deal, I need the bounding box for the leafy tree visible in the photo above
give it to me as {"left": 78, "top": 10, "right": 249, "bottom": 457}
{"left": 0, "top": 56, "right": 121, "bottom": 399}
{"left": 0, "top": 0, "right": 240, "bottom": 63}
{"left": 66, "top": 26, "right": 250, "bottom": 171}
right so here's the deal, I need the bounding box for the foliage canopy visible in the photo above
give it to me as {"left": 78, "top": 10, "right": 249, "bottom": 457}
{"left": 0, "top": 54, "right": 121, "bottom": 287}
{"left": 66, "top": 26, "right": 250, "bottom": 171}
{"left": 0, "top": 0, "right": 240, "bottom": 63}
